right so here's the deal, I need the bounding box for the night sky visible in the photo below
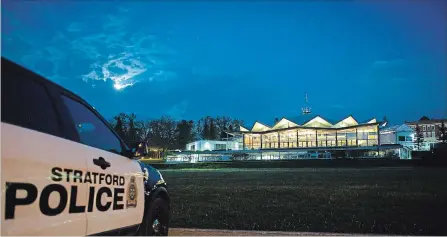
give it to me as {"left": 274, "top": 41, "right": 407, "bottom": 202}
{"left": 2, "top": 0, "right": 446, "bottom": 126}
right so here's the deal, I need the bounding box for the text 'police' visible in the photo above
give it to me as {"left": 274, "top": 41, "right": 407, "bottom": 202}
{"left": 4, "top": 167, "right": 131, "bottom": 219}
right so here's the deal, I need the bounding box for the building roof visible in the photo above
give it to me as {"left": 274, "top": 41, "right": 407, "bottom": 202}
{"left": 380, "top": 124, "right": 414, "bottom": 133}
{"left": 405, "top": 118, "right": 447, "bottom": 125}
{"left": 289, "top": 115, "right": 320, "bottom": 125}
{"left": 242, "top": 114, "right": 380, "bottom": 132}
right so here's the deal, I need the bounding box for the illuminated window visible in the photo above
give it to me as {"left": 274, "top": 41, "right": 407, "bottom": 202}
{"left": 358, "top": 140, "right": 367, "bottom": 146}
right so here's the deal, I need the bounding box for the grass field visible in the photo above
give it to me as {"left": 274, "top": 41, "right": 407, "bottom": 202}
{"left": 162, "top": 167, "right": 447, "bottom": 235}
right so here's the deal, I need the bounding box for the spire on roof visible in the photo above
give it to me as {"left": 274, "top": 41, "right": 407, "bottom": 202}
{"left": 301, "top": 93, "right": 312, "bottom": 115}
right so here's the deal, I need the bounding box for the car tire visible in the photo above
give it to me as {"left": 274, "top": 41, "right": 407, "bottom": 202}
{"left": 137, "top": 197, "right": 170, "bottom": 236}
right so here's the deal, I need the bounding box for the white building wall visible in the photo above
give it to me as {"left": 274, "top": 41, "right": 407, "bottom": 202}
{"left": 380, "top": 124, "right": 415, "bottom": 159}
{"left": 380, "top": 132, "right": 397, "bottom": 145}
{"left": 380, "top": 125, "right": 415, "bottom": 147}
{"left": 186, "top": 140, "right": 241, "bottom": 151}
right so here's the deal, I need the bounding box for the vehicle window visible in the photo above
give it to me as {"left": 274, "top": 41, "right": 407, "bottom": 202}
{"left": 61, "top": 95, "right": 123, "bottom": 154}
{"left": 1, "top": 73, "right": 61, "bottom": 137}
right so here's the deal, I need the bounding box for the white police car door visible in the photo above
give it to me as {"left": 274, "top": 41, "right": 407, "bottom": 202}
{"left": 60, "top": 95, "right": 144, "bottom": 235}
{"left": 1, "top": 70, "right": 88, "bottom": 236}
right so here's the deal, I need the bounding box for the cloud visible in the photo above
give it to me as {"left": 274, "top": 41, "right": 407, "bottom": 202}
{"left": 3, "top": 5, "right": 178, "bottom": 90}
{"left": 166, "top": 100, "right": 189, "bottom": 119}
{"left": 82, "top": 52, "right": 147, "bottom": 90}
{"left": 72, "top": 12, "right": 177, "bottom": 90}
{"left": 149, "top": 70, "right": 177, "bottom": 82}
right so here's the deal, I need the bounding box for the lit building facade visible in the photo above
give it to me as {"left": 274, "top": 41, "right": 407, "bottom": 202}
{"left": 380, "top": 124, "right": 415, "bottom": 148}
{"left": 379, "top": 124, "right": 415, "bottom": 159}
{"left": 186, "top": 140, "right": 241, "bottom": 151}
{"left": 240, "top": 115, "right": 380, "bottom": 150}
{"left": 163, "top": 116, "right": 405, "bottom": 163}
{"left": 405, "top": 118, "right": 447, "bottom": 151}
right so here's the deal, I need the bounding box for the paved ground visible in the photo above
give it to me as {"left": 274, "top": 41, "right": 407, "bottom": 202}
{"left": 169, "top": 228, "right": 360, "bottom": 236}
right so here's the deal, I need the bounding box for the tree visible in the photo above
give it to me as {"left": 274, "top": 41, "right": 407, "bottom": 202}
{"left": 220, "top": 129, "right": 227, "bottom": 139}
{"left": 231, "top": 119, "right": 244, "bottom": 132}
{"left": 274, "top": 117, "right": 279, "bottom": 125}
{"left": 415, "top": 124, "right": 424, "bottom": 150}
{"left": 215, "top": 116, "right": 232, "bottom": 139}
{"left": 209, "top": 119, "right": 217, "bottom": 140}
{"left": 127, "top": 113, "right": 140, "bottom": 145}
{"left": 202, "top": 119, "right": 210, "bottom": 139}
{"left": 108, "top": 113, "right": 245, "bottom": 152}
{"left": 194, "top": 118, "right": 204, "bottom": 140}
{"left": 139, "top": 120, "right": 152, "bottom": 144}
{"left": 176, "top": 120, "right": 194, "bottom": 149}
{"left": 110, "top": 112, "right": 145, "bottom": 146}
{"left": 112, "top": 114, "right": 126, "bottom": 141}
{"left": 196, "top": 116, "right": 244, "bottom": 140}
{"left": 437, "top": 121, "right": 447, "bottom": 143}
{"left": 147, "top": 116, "right": 178, "bottom": 152}
{"left": 420, "top": 116, "right": 430, "bottom": 121}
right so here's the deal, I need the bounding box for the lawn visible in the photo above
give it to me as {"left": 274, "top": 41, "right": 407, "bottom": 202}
{"left": 161, "top": 167, "right": 447, "bottom": 235}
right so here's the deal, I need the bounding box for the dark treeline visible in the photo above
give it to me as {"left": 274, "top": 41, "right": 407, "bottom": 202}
{"left": 109, "top": 113, "right": 244, "bottom": 151}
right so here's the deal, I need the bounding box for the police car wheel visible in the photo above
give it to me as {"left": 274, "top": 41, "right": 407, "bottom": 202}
{"left": 138, "top": 197, "right": 170, "bottom": 236}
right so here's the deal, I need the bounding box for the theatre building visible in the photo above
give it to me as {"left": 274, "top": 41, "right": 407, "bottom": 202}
{"left": 241, "top": 115, "right": 380, "bottom": 149}
{"left": 239, "top": 115, "right": 403, "bottom": 159}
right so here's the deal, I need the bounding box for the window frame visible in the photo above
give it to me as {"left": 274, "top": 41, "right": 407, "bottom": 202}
{"left": 57, "top": 90, "right": 130, "bottom": 156}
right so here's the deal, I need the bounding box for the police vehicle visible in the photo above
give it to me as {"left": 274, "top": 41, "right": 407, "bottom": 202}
{"left": 1, "top": 57, "right": 170, "bottom": 236}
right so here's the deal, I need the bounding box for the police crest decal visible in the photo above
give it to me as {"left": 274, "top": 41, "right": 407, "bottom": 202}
{"left": 126, "top": 176, "right": 138, "bottom": 208}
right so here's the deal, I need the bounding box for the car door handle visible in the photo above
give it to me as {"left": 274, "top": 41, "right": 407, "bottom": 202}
{"left": 93, "top": 157, "right": 111, "bottom": 170}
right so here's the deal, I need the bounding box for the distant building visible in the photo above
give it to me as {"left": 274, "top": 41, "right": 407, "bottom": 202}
{"left": 379, "top": 124, "right": 415, "bottom": 159}
{"left": 238, "top": 114, "right": 413, "bottom": 159}
{"left": 167, "top": 94, "right": 414, "bottom": 162}
{"left": 186, "top": 140, "right": 241, "bottom": 151}
{"left": 405, "top": 117, "right": 447, "bottom": 151}
{"left": 240, "top": 115, "right": 380, "bottom": 150}
{"left": 380, "top": 124, "right": 415, "bottom": 147}
{"left": 165, "top": 115, "right": 404, "bottom": 163}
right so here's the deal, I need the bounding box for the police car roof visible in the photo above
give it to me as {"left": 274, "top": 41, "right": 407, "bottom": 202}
{"left": 1, "top": 57, "right": 128, "bottom": 147}
{"left": 2, "top": 57, "right": 91, "bottom": 108}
